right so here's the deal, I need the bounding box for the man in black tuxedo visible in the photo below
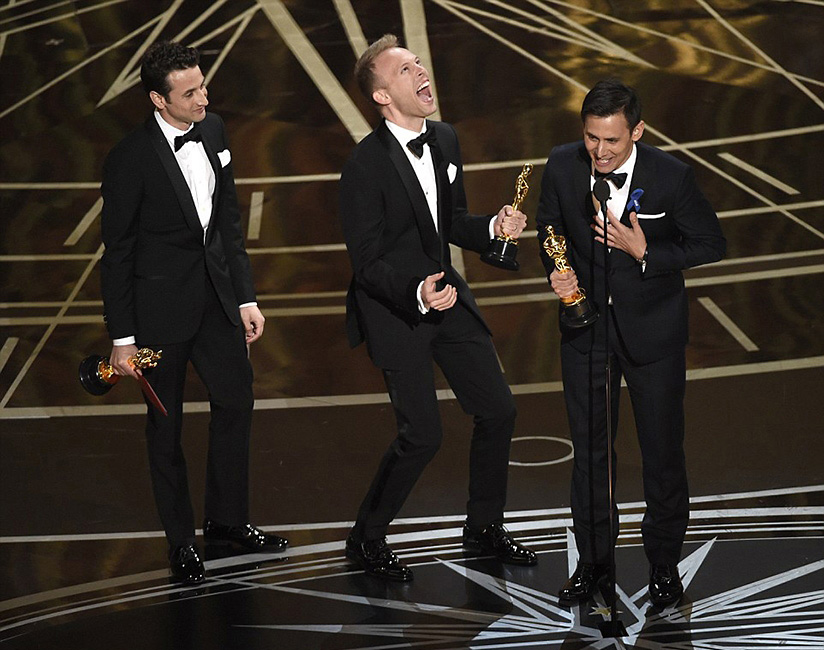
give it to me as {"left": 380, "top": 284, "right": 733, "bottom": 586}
{"left": 339, "top": 34, "right": 537, "bottom": 581}
{"left": 536, "top": 79, "right": 725, "bottom": 608}
{"left": 100, "top": 41, "right": 288, "bottom": 585}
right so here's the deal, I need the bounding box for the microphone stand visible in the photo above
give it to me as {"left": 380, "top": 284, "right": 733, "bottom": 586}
{"left": 592, "top": 178, "right": 626, "bottom": 638}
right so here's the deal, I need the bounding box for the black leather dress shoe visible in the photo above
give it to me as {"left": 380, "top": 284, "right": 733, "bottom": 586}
{"left": 462, "top": 523, "right": 538, "bottom": 566}
{"left": 345, "top": 534, "right": 413, "bottom": 582}
{"left": 203, "top": 519, "right": 289, "bottom": 552}
{"left": 170, "top": 544, "right": 205, "bottom": 585}
{"left": 649, "top": 564, "right": 683, "bottom": 608}
{"left": 558, "top": 562, "right": 609, "bottom": 605}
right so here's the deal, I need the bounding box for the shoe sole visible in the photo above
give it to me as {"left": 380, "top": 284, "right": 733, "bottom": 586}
{"left": 649, "top": 591, "right": 684, "bottom": 609}
{"left": 461, "top": 543, "right": 538, "bottom": 567}
{"left": 171, "top": 572, "right": 205, "bottom": 585}
{"left": 558, "top": 574, "right": 611, "bottom": 607}
{"left": 204, "top": 536, "right": 289, "bottom": 553}
{"left": 345, "top": 548, "right": 414, "bottom": 582}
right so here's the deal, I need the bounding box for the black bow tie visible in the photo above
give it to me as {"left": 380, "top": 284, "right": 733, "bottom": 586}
{"left": 407, "top": 129, "right": 437, "bottom": 158}
{"left": 174, "top": 124, "right": 202, "bottom": 152}
{"left": 594, "top": 170, "right": 627, "bottom": 189}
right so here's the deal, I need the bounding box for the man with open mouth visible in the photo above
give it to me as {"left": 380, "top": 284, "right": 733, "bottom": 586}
{"left": 338, "top": 34, "right": 537, "bottom": 582}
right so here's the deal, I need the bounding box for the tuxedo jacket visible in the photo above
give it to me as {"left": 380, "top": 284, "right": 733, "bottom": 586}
{"left": 339, "top": 119, "right": 493, "bottom": 368}
{"left": 536, "top": 141, "right": 726, "bottom": 365}
{"left": 100, "top": 112, "right": 255, "bottom": 344}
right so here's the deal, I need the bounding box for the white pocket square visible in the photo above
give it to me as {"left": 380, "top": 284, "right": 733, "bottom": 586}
{"left": 447, "top": 163, "right": 457, "bottom": 183}
{"left": 217, "top": 149, "right": 231, "bottom": 167}
{"left": 636, "top": 211, "right": 665, "bottom": 220}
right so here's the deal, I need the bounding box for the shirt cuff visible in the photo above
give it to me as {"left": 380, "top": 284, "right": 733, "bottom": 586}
{"left": 416, "top": 281, "right": 429, "bottom": 314}
{"left": 488, "top": 216, "right": 498, "bottom": 240}
{"left": 113, "top": 336, "right": 135, "bottom": 346}
{"left": 239, "top": 302, "right": 257, "bottom": 309}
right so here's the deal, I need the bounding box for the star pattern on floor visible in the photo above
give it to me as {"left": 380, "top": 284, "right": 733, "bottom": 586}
{"left": 235, "top": 534, "right": 824, "bottom": 649}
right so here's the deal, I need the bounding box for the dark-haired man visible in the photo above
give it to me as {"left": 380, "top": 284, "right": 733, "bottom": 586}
{"left": 339, "top": 34, "right": 536, "bottom": 582}
{"left": 100, "top": 40, "right": 287, "bottom": 585}
{"left": 536, "top": 79, "right": 725, "bottom": 608}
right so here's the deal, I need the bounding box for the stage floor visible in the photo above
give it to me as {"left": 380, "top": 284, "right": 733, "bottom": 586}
{"left": 1, "top": 1, "right": 822, "bottom": 648}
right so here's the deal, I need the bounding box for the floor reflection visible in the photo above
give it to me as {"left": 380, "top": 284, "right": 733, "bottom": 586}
{"left": 1, "top": 0, "right": 823, "bottom": 648}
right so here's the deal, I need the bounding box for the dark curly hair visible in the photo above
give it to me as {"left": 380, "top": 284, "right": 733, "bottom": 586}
{"left": 581, "top": 78, "right": 642, "bottom": 130}
{"left": 140, "top": 40, "right": 200, "bottom": 98}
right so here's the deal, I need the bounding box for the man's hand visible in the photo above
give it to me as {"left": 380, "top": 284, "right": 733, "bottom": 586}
{"left": 421, "top": 271, "right": 457, "bottom": 311}
{"left": 240, "top": 305, "right": 265, "bottom": 343}
{"left": 550, "top": 268, "right": 579, "bottom": 300}
{"left": 592, "top": 208, "right": 647, "bottom": 261}
{"left": 494, "top": 205, "right": 527, "bottom": 239}
{"left": 110, "top": 344, "right": 140, "bottom": 378}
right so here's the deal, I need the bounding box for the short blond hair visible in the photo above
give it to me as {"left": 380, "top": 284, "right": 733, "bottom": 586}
{"left": 354, "top": 34, "right": 399, "bottom": 106}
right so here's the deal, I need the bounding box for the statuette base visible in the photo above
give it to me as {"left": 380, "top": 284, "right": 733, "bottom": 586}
{"left": 481, "top": 237, "right": 520, "bottom": 271}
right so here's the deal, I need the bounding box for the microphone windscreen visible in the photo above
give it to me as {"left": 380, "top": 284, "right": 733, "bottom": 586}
{"left": 593, "top": 178, "right": 611, "bottom": 203}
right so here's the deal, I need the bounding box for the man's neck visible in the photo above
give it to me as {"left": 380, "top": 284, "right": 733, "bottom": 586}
{"left": 383, "top": 112, "right": 425, "bottom": 133}
{"left": 157, "top": 109, "right": 192, "bottom": 132}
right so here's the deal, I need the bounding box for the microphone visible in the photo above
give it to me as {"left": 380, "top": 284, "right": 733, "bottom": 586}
{"left": 593, "top": 178, "right": 611, "bottom": 204}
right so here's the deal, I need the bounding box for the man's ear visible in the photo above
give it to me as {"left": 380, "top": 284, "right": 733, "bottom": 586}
{"left": 631, "top": 120, "right": 645, "bottom": 142}
{"left": 372, "top": 88, "right": 390, "bottom": 107}
{"left": 149, "top": 90, "right": 166, "bottom": 112}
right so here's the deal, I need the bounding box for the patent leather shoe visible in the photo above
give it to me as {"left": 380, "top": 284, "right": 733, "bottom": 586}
{"left": 558, "top": 562, "right": 609, "bottom": 605}
{"left": 203, "top": 519, "right": 289, "bottom": 552}
{"left": 462, "top": 522, "right": 538, "bottom": 566}
{"left": 345, "top": 534, "right": 413, "bottom": 582}
{"left": 649, "top": 564, "right": 683, "bottom": 608}
{"left": 170, "top": 544, "right": 205, "bottom": 585}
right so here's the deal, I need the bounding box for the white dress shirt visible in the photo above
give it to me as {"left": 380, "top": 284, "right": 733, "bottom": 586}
{"left": 384, "top": 119, "right": 496, "bottom": 313}
{"left": 154, "top": 111, "right": 215, "bottom": 233}
{"left": 589, "top": 143, "right": 642, "bottom": 305}
{"left": 385, "top": 120, "right": 439, "bottom": 229}
{"left": 590, "top": 142, "right": 637, "bottom": 222}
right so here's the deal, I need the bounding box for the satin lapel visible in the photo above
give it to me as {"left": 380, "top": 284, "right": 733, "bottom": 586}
{"left": 431, "top": 134, "right": 451, "bottom": 268}
{"left": 376, "top": 122, "right": 441, "bottom": 262}
{"left": 200, "top": 125, "right": 221, "bottom": 245}
{"left": 624, "top": 143, "right": 653, "bottom": 223}
{"left": 145, "top": 117, "right": 203, "bottom": 238}
{"left": 575, "top": 143, "right": 595, "bottom": 224}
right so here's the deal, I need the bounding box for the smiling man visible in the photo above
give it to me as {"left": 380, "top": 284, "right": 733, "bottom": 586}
{"left": 100, "top": 40, "right": 288, "bottom": 585}
{"left": 535, "top": 79, "right": 726, "bottom": 608}
{"left": 339, "top": 34, "right": 536, "bottom": 581}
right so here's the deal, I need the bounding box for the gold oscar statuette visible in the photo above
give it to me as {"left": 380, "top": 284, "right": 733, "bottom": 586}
{"left": 480, "top": 163, "right": 533, "bottom": 271}
{"left": 542, "top": 225, "right": 599, "bottom": 329}
{"left": 79, "top": 347, "right": 168, "bottom": 415}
